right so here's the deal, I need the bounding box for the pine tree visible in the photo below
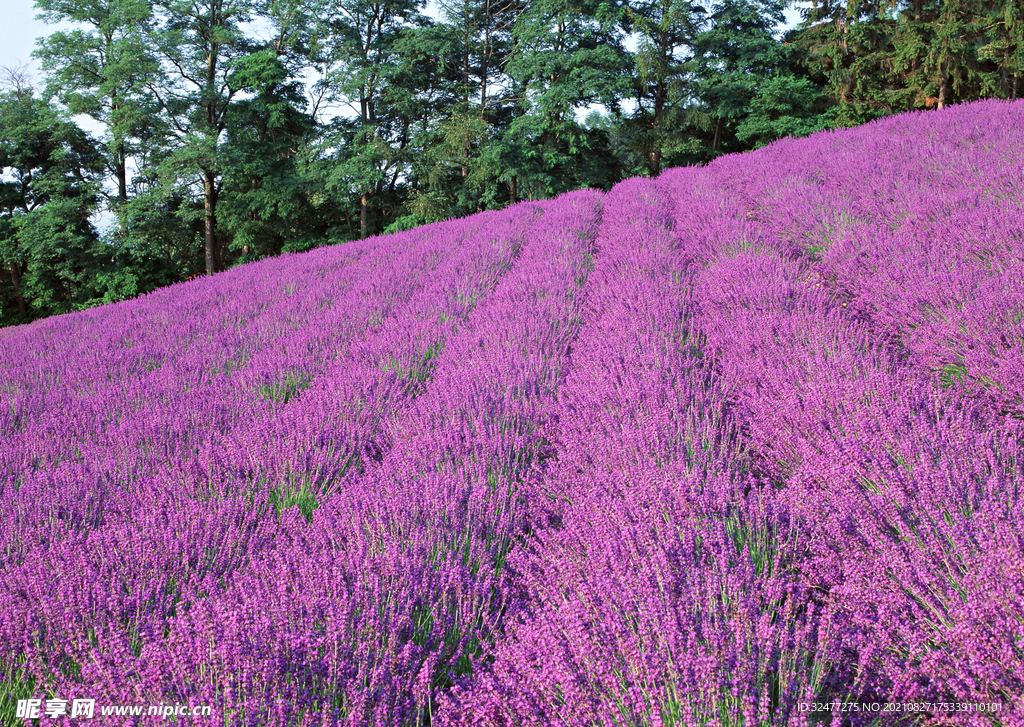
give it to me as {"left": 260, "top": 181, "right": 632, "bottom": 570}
{"left": 691, "top": 0, "right": 791, "bottom": 154}
{"left": 503, "top": 0, "right": 628, "bottom": 191}
{"left": 622, "top": 0, "right": 708, "bottom": 175}
{"left": 314, "top": 0, "right": 429, "bottom": 238}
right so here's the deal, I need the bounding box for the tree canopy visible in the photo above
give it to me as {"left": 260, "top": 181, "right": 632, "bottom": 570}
{"left": 1, "top": 0, "right": 1020, "bottom": 326}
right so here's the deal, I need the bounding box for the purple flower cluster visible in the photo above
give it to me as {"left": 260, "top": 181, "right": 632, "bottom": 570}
{"left": 439, "top": 176, "right": 831, "bottom": 726}
{"left": 3, "top": 100, "right": 1024, "bottom": 726}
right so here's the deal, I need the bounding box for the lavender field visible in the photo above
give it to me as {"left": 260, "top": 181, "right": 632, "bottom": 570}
{"left": 3, "top": 100, "right": 1024, "bottom": 726}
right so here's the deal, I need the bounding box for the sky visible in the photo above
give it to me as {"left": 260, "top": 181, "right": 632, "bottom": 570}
{"left": 1, "top": 0, "right": 55, "bottom": 83}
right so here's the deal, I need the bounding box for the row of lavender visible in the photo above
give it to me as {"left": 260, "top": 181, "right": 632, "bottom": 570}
{"left": 725, "top": 100, "right": 1024, "bottom": 417}
{"left": 700, "top": 102, "right": 1024, "bottom": 719}
{"left": 3, "top": 99, "right": 1024, "bottom": 725}
{"left": 442, "top": 176, "right": 834, "bottom": 725}
{"left": 437, "top": 102, "right": 1024, "bottom": 724}
{"left": 154, "top": 190, "right": 605, "bottom": 724}
{"left": 668, "top": 163, "right": 1024, "bottom": 721}
{"left": 0, "top": 199, "right": 568, "bottom": 723}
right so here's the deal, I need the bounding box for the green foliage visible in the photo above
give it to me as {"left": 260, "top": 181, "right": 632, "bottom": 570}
{"left": 0, "top": 86, "right": 106, "bottom": 324}
{"left": 690, "top": 0, "right": 813, "bottom": 156}
{"left": 258, "top": 371, "right": 313, "bottom": 405}
{"left": 0, "top": 657, "right": 37, "bottom": 727}
{"left": 622, "top": 0, "right": 708, "bottom": 173}
{"left": 386, "top": 341, "right": 444, "bottom": 396}
{"left": 310, "top": 0, "right": 434, "bottom": 238}
{"left": 220, "top": 54, "right": 322, "bottom": 261}
{"left": 34, "top": 0, "right": 162, "bottom": 227}
{"left": 735, "top": 76, "right": 829, "bottom": 148}
{"left": 383, "top": 213, "right": 434, "bottom": 234}
{"left": 6, "top": 0, "right": 1022, "bottom": 329}
{"left": 789, "top": 0, "right": 1023, "bottom": 116}
{"left": 939, "top": 361, "right": 968, "bottom": 388}
{"left": 269, "top": 479, "right": 320, "bottom": 522}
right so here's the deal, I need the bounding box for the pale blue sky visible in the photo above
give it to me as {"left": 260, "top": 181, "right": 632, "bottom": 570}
{"left": 1, "top": 0, "right": 56, "bottom": 83}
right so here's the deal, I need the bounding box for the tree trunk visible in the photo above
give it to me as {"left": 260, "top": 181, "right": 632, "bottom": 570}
{"left": 360, "top": 194, "right": 369, "bottom": 239}
{"left": 510, "top": 175, "right": 517, "bottom": 204}
{"left": 712, "top": 117, "right": 723, "bottom": 150}
{"left": 114, "top": 140, "right": 128, "bottom": 238}
{"left": 8, "top": 262, "right": 27, "bottom": 318}
{"left": 116, "top": 141, "right": 128, "bottom": 204}
{"left": 650, "top": 78, "right": 666, "bottom": 177}
{"left": 937, "top": 74, "right": 948, "bottom": 110}
{"left": 1002, "top": 51, "right": 1010, "bottom": 97}
{"left": 481, "top": 0, "right": 490, "bottom": 110}
{"left": 463, "top": 47, "right": 470, "bottom": 109}
{"left": 1014, "top": 73, "right": 1019, "bottom": 101}
{"left": 204, "top": 169, "right": 219, "bottom": 275}
{"left": 203, "top": 0, "right": 220, "bottom": 275}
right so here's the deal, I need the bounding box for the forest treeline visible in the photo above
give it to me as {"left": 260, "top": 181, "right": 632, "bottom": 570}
{"left": 1, "top": 0, "right": 1022, "bottom": 326}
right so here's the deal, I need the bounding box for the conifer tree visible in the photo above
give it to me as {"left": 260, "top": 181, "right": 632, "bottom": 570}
{"left": 148, "top": 0, "right": 257, "bottom": 273}
{"left": 691, "top": 0, "right": 790, "bottom": 153}
{"left": 315, "top": 0, "right": 429, "bottom": 238}
{"left": 504, "top": 0, "right": 628, "bottom": 190}
{"left": 622, "top": 0, "right": 708, "bottom": 175}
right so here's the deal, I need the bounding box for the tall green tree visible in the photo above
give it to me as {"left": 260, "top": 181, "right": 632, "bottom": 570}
{"left": 791, "top": 0, "right": 899, "bottom": 124}
{"left": 219, "top": 50, "right": 320, "bottom": 259}
{"left": 437, "top": 0, "right": 521, "bottom": 112}
{"left": 217, "top": 0, "right": 325, "bottom": 258}
{"left": 0, "top": 81, "right": 104, "bottom": 322}
{"left": 691, "top": 0, "right": 791, "bottom": 153}
{"left": 406, "top": 0, "right": 522, "bottom": 215}
{"left": 34, "top": 0, "right": 160, "bottom": 231}
{"left": 622, "top": 0, "right": 708, "bottom": 175}
{"left": 979, "top": 0, "right": 1024, "bottom": 99}
{"left": 149, "top": 0, "right": 257, "bottom": 273}
{"left": 923, "top": 0, "right": 984, "bottom": 108}
{"left": 889, "top": 0, "right": 972, "bottom": 110}
{"left": 734, "top": 75, "right": 828, "bottom": 147}
{"left": 791, "top": 0, "right": 1013, "bottom": 117}
{"left": 503, "top": 0, "right": 628, "bottom": 193}
{"left": 315, "top": 0, "right": 429, "bottom": 238}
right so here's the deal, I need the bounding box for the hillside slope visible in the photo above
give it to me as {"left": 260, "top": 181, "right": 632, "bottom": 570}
{"left": 2, "top": 100, "right": 1024, "bottom": 726}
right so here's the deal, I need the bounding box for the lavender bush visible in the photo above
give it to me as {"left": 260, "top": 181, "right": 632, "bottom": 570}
{"left": 3, "top": 100, "right": 1024, "bottom": 726}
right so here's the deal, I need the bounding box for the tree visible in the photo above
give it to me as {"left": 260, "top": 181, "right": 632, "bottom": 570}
{"left": 622, "top": 0, "right": 709, "bottom": 175}
{"left": 403, "top": 0, "right": 522, "bottom": 216}
{"left": 315, "top": 0, "right": 430, "bottom": 238}
{"left": 503, "top": 0, "right": 629, "bottom": 191}
{"left": 922, "top": 0, "right": 983, "bottom": 108}
{"left": 215, "top": 0, "right": 326, "bottom": 258}
{"left": 34, "top": 0, "right": 161, "bottom": 232}
{"left": 691, "top": 0, "right": 792, "bottom": 154}
{"left": 219, "top": 50, "right": 321, "bottom": 259}
{"left": 734, "top": 74, "right": 828, "bottom": 147}
{"left": 437, "top": 0, "right": 521, "bottom": 113}
{"left": 0, "top": 79, "right": 104, "bottom": 322}
{"left": 149, "top": 0, "right": 257, "bottom": 274}
{"left": 978, "top": 0, "right": 1024, "bottom": 99}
